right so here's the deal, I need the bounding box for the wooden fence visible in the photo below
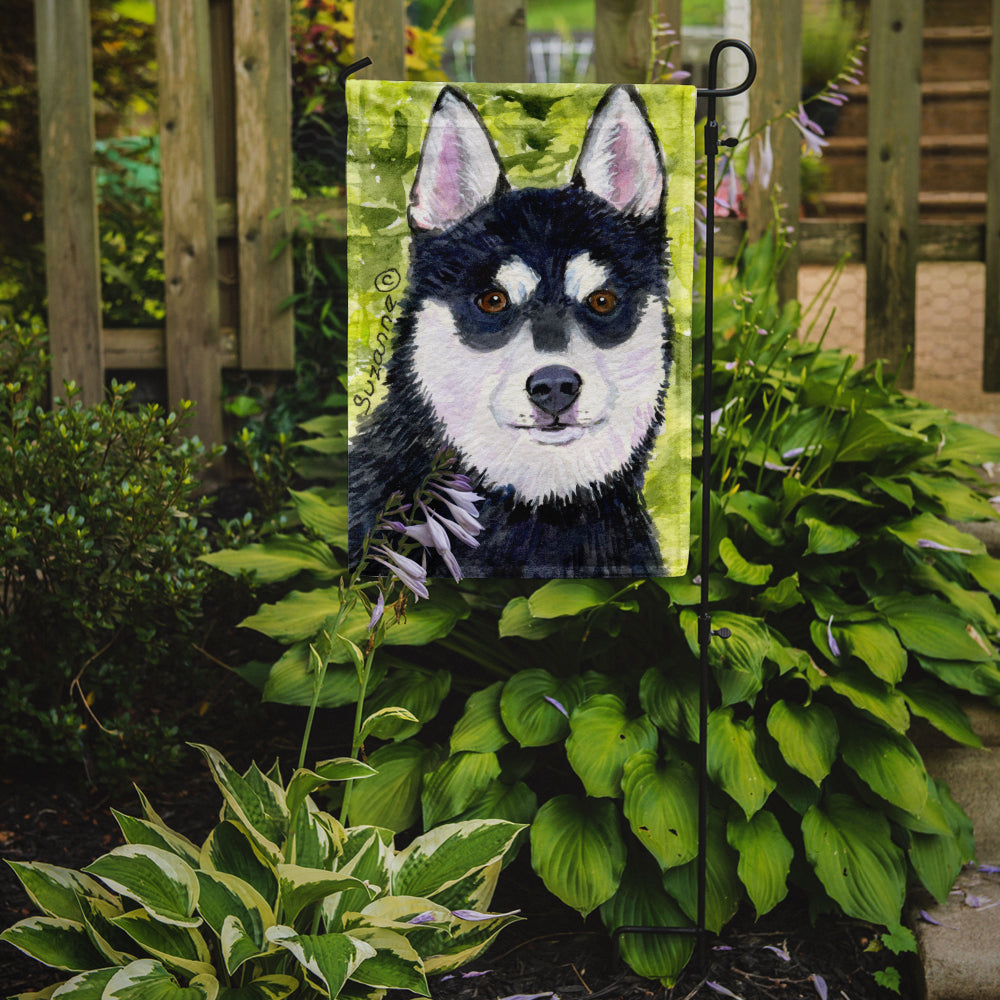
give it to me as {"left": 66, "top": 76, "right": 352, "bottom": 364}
{"left": 34, "top": 0, "right": 1000, "bottom": 445}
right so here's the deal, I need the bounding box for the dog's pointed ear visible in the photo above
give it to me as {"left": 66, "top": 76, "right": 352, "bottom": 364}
{"left": 409, "top": 87, "right": 508, "bottom": 233}
{"left": 573, "top": 85, "right": 664, "bottom": 219}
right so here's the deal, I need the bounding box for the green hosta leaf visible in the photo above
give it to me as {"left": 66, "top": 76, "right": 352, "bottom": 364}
{"left": 362, "top": 667, "right": 451, "bottom": 740}
{"left": 393, "top": 820, "right": 524, "bottom": 900}
{"left": 718, "top": 537, "right": 772, "bottom": 586}
{"left": 288, "top": 488, "right": 348, "bottom": 545}
{"left": 216, "top": 976, "right": 299, "bottom": 1000}
{"left": 530, "top": 795, "right": 626, "bottom": 917}
{"left": 450, "top": 682, "right": 511, "bottom": 754}
{"left": 802, "top": 794, "right": 906, "bottom": 926}
{"left": 886, "top": 512, "right": 985, "bottom": 557}
{"left": 103, "top": 959, "right": 218, "bottom": 1000}
{"left": 621, "top": 751, "right": 698, "bottom": 871}
{"left": 195, "top": 871, "right": 273, "bottom": 974}
{"left": 241, "top": 589, "right": 342, "bottom": 644}
{"left": 83, "top": 846, "right": 200, "bottom": 928}
{"left": 655, "top": 573, "right": 737, "bottom": 606}
{"left": 875, "top": 594, "right": 995, "bottom": 662}
{"left": 565, "top": 695, "right": 658, "bottom": 798}
{"left": 5, "top": 862, "right": 118, "bottom": 923}
{"left": 967, "top": 553, "right": 1000, "bottom": 597}
{"left": 111, "top": 909, "right": 214, "bottom": 978}
{"left": 661, "top": 811, "right": 741, "bottom": 933}
{"left": 724, "top": 491, "right": 784, "bottom": 545}
{"left": 277, "top": 865, "right": 374, "bottom": 925}
{"left": 261, "top": 643, "right": 386, "bottom": 709}
{"left": 803, "top": 517, "right": 859, "bottom": 556}
{"left": 346, "top": 926, "right": 428, "bottom": 994}
{"left": 200, "top": 822, "right": 278, "bottom": 910}
{"left": 866, "top": 474, "right": 914, "bottom": 509}
{"left": 911, "top": 562, "right": 1000, "bottom": 633}
{"left": 265, "top": 926, "right": 375, "bottom": 997}
{"left": 727, "top": 811, "right": 793, "bottom": 917}
{"left": 190, "top": 746, "right": 287, "bottom": 862}
{"left": 359, "top": 706, "right": 421, "bottom": 742}
{"left": 906, "top": 473, "right": 998, "bottom": 522}
{"left": 200, "top": 535, "right": 342, "bottom": 584}
{"left": 835, "top": 621, "right": 907, "bottom": 684}
{"left": 421, "top": 751, "right": 502, "bottom": 828}
{"left": 839, "top": 718, "right": 929, "bottom": 816}
{"left": 497, "top": 597, "right": 564, "bottom": 639}
{"left": 707, "top": 708, "right": 776, "bottom": 818}
{"left": 755, "top": 573, "right": 804, "bottom": 614}
{"left": 835, "top": 410, "right": 927, "bottom": 463}
{"left": 901, "top": 680, "right": 982, "bottom": 748}
{"left": 808, "top": 661, "right": 910, "bottom": 732}
{"left": 909, "top": 826, "right": 965, "bottom": 905}
{"left": 499, "top": 670, "right": 584, "bottom": 747}
{"left": 453, "top": 779, "right": 538, "bottom": 827}
{"left": 347, "top": 740, "right": 442, "bottom": 832}
{"left": 526, "top": 579, "right": 619, "bottom": 618}
{"left": 916, "top": 655, "right": 1000, "bottom": 697}
{"left": 639, "top": 664, "right": 699, "bottom": 742}
{"left": 765, "top": 700, "right": 838, "bottom": 786}
{"left": 935, "top": 421, "right": 1000, "bottom": 464}
{"left": 0, "top": 916, "right": 107, "bottom": 971}
{"left": 112, "top": 812, "right": 201, "bottom": 868}
{"left": 599, "top": 853, "right": 694, "bottom": 987}
{"left": 680, "top": 610, "right": 770, "bottom": 706}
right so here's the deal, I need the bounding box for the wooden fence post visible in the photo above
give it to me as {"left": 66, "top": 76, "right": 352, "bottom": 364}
{"left": 594, "top": 0, "right": 655, "bottom": 84}
{"left": 354, "top": 0, "right": 406, "bottom": 80}
{"left": 474, "top": 0, "right": 527, "bottom": 82}
{"left": 233, "top": 0, "right": 294, "bottom": 370}
{"left": 746, "top": 0, "right": 801, "bottom": 306}
{"left": 34, "top": 0, "right": 104, "bottom": 405}
{"left": 157, "top": 0, "right": 223, "bottom": 445}
{"left": 865, "top": 0, "right": 923, "bottom": 389}
{"left": 983, "top": 0, "right": 1000, "bottom": 390}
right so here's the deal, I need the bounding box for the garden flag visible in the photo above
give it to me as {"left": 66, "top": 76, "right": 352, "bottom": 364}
{"left": 346, "top": 81, "right": 696, "bottom": 579}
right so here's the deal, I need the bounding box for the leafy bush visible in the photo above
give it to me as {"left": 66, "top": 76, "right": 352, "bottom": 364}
{"left": 209, "top": 234, "right": 1000, "bottom": 984}
{"left": 0, "top": 317, "right": 219, "bottom": 782}
{"left": 1, "top": 743, "right": 524, "bottom": 998}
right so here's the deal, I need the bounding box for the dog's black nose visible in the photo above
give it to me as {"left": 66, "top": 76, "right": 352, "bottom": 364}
{"left": 526, "top": 365, "right": 582, "bottom": 415}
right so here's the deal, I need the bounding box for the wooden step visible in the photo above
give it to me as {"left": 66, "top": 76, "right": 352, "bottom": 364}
{"left": 813, "top": 190, "right": 987, "bottom": 222}
{"left": 922, "top": 25, "right": 993, "bottom": 83}
{"left": 833, "top": 80, "right": 991, "bottom": 138}
{"left": 822, "top": 134, "right": 989, "bottom": 193}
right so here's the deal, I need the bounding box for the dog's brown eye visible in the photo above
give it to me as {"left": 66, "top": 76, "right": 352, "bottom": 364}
{"left": 587, "top": 290, "right": 618, "bottom": 315}
{"left": 476, "top": 289, "right": 509, "bottom": 314}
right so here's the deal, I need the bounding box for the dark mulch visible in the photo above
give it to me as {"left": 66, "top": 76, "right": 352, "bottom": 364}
{"left": 1, "top": 749, "right": 914, "bottom": 1000}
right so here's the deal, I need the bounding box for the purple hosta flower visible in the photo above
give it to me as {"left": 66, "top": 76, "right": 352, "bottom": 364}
{"left": 367, "top": 590, "right": 385, "bottom": 631}
{"left": 407, "top": 911, "right": 438, "bottom": 925}
{"left": 763, "top": 944, "right": 791, "bottom": 962}
{"left": 715, "top": 156, "right": 741, "bottom": 215}
{"left": 371, "top": 544, "right": 429, "bottom": 600}
{"left": 451, "top": 908, "right": 521, "bottom": 921}
{"left": 917, "top": 538, "right": 973, "bottom": 555}
{"left": 979, "top": 864, "right": 1000, "bottom": 874}
{"left": 827, "top": 616, "right": 842, "bottom": 657}
{"left": 812, "top": 974, "right": 828, "bottom": 1000}
{"left": 707, "top": 983, "right": 742, "bottom": 999}
{"left": 791, "top": 104, "right": 829, "bottom": 157}
{"left": 441, "top": 970, "right": 493, "bottom": 982}
{"left": 544, "top": 695, "right": 569, "bottom": 718}
{"left": 746, "top": 125, "right": 774, "bottom": 191}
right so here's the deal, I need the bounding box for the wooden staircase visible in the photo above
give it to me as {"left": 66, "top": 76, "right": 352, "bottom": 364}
{"left": 816, "top": 0, "right": 992, "bottom": 221}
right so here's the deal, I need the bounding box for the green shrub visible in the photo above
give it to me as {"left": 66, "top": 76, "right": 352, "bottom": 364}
{"left": 0, "top": 317, "right": 220, "bottom": 783}
{"left": 1, "top": 743, "right": 524, "bottom": 998}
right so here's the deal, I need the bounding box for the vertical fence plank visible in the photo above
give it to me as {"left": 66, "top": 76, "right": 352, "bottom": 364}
{"left": 354, "top": 0, "right": 406, "bottom": 80}
{"left": 746, "top": 0, "right": 801, "bottom": 304}
{"left": 594, "top": 0, "right": 655, "bottom": 84}
{"left": 474, "top": 0, "right": 526, "bottom": 82}
{"left": 157, "top": 0, "right": 223, "bottom": 444}
{"left": 34, "top": 0, "right": 103, "bottom": 405}
{"left": 865, "top": 0, "right": 923, "bottom": 389}
{"left": 233, "top": 0, "right": 294, "bottom": 369}
{"left": 654, "top": 0, "right": 682, "bottom": 80}
{"left": 983, "top": 0, "right": 1000, "bottom": 390}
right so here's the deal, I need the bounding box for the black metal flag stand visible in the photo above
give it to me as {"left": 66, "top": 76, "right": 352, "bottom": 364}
{"left": 341, "top": 40, "right": 758, "bottom": 974}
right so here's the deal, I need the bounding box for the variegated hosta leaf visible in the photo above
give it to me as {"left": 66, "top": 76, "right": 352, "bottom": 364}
{"left": 214, "top": 974, "right": 299, "bottom": 1000}
{"left": 621, "top": 751, "right": 699, "bottom": 871}
{"left": 529, "top": 795, "right": 626, "bottom": 917}
{"left": 195, "top": 871, "right": 274, "bottom": 974}
{"left": 423, "top": 906, "right": 522, "bottom": 975}
{"left": 265, "top": 926, "right": 376, "bottom": 998}
{"left": 450, "top": 681, "right": 511, "bottom": 754}
{"left": 421, "top": 751, "right": 502, "bottom": 829}
{"left": 565, "top": 695, "right": 658, "bottom": 799}
{"left": 112, "top": 810, "right": 202, "bottom": 868}
{"left": 110, "top": 908, "right": 214, "bottom": 979}
{"left": 200, "top": 822, "right": 278, "bottom": 910}
{"left": 102, "top": 958, "right": 218, "bottom": 999}
{"left": 424, "top": 859, "right": 501, "bottom": 915}
{"left": 802, "top": 793, "right": 906, "bottom": 926}
{"left": 285, "top": 760, "right": 376, "bottom": 822}
{"left": 77, "top": 894, "right": 136, "bottom": 966}
{"left": 391, "top": 820, "right": 524, "bottom": 901}
{"left": 45, "top": 966, "right": 118, "bottom": 997}
{"left": 765, "top": 700, "right": 838, "bottom": 786}
{"left": 599, "top": 854, "right": 694, "bottom": 987}
{"left": 288, "top": 802, "right": 344, "bottom": 870}
{"left": 706, "top": 707, "right": 776, "bottom": 819}
{"left": 190, "top": 745, "right": 287, "bottom": 863}
{"left": 4, "top": 861, "right": 118, "bottom": 922}
{"left": 323, "top": 829, "right": 393, "bottom": 931}
{"left": 345, "top": 926, "right": 429, "bottom": 995}
{"left": 0, "top": 916, "right": 107, "bottom": 972}
{"left": 726, "top": 811, "right": 793, "bottom": 918}
{"left": 276, "top": 864, "right": 375, "bottom": 925}
{"left": 83, "top": 846, "right": 200, "bottom": 928}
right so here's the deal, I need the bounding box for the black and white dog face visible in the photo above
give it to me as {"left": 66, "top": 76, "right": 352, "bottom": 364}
{"left": 402, "top": 85, "right": 671, "bottom": 506}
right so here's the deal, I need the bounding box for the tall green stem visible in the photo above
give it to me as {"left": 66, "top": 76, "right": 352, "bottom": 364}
{"left": 340, "top": 646, "right": 375, "bottom": 826}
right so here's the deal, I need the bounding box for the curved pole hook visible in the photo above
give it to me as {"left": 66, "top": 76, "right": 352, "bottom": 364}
{"left": 337, "top": 56, "right": 373, "bottom": 90}
{"left": 698, "top": 38, "right": 757, "bottom": 99}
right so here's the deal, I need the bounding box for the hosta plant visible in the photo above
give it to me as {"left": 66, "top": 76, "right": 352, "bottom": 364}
{"left": 1, "top": 744, "right": 523, "bottom": 999}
